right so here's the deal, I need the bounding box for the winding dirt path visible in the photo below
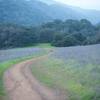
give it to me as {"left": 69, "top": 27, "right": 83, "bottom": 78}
{"left": 3, "top": 55, "right": 66, "bottom": 100}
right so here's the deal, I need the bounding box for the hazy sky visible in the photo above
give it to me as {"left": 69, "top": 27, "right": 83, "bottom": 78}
{"left": 55, "top": 0, "right": 100, "bottom": 10}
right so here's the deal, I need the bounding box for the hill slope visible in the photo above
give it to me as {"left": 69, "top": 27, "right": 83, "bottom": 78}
{"left": 0, "top": 0, "right": 100, "bottom": 25}
{"left": 0, "top": 0, "right": 52, "bottom": 25}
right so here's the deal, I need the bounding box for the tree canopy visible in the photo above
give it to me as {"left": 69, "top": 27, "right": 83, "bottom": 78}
{"left": 0, "top": 19, "right": 100, "bottom": 49}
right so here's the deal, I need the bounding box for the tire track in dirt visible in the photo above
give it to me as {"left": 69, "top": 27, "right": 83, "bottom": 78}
{"left": 3, "top": 54, "right": 67, "bottom": 100}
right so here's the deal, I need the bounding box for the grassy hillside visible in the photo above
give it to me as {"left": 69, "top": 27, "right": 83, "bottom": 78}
{"left": 31, "top": 44, "right": 100, "bottom": 100}
{"left": 0, "top": 43, "right": 53, "bottom": 62}
{"left": 0, "top": 44, "right": 99, "bottom": 100}
{"left": 0, "top": 47, "right": 50, "bottom": 100}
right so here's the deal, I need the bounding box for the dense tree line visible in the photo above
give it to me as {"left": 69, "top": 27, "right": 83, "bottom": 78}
{"left": 0, "top": 19, "right": 100, "bottom": 49}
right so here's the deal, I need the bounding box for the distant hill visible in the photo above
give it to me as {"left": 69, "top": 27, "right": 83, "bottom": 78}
{"left": 0, "top": 0, "right": 53, "bottom": 25}
{"left": 70, "top": 6, "right": 100, "bottom": 24}
{"left": 0, "top": 0, "right": 100, "bottom": 26}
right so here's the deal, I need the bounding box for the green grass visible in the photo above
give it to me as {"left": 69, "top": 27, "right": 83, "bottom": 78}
{"left": 0, "top": 49, "right": 50, "bottom": 100}
{"left": 31, "top": 57, "right": 100, "bottom": 100}
{"left": 7, "top": 43, "right": 54, "bottom": 51}
{"left": 34, "top": 43, "right": 53, "bottom": 48}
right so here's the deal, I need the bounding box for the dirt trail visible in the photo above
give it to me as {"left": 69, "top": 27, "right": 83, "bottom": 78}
{"left": 4, "top": 54, "right": 66, "bottom": 100}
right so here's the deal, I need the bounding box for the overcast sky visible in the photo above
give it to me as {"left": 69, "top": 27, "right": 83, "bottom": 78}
{"left": 54, "top": 0, "right": 100, "bottom": 10}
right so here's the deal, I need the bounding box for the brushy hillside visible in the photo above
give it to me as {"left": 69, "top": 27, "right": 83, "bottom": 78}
{"left": 0, "top": 19, "right": 100, "bottom": 49}
{"left": 0, "top": 0, "right": 100, "bottom": 25}
{"left": 31, "top": 44, "right": 100, "bottom": 100}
